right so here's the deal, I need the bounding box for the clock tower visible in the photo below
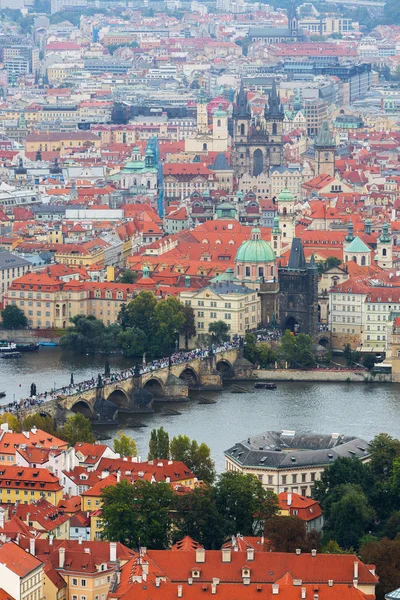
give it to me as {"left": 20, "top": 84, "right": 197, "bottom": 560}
{"left": 314, "top": 121, "right": 336, "bottom": 178}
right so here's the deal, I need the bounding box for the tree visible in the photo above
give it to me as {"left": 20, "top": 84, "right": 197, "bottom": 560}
{"left": 278, "top": 331, "right": 315, "bottom": 369}
{"left": 118, "top": 291, "right": 157, "bottom": 333}
{"left": 244, "top": 332, "right": 257, "bottom": 363}
{"left": 382, "top": 511, "right": 400, "bottom": 539}
{"left": 113, "top": 432, "right": 137, "bottom": 457}
{"left": 170, "top": 435, "right": 216, "bottom": 484}
{"left": 59, "top": 413, "right": 95, "bottom": 446}
{"left": 323, "top": 540, "right": 347, "bottom": 554}
{"left": 111, "top": 103, "right": 128, "bottom": 125}
{"left": 153, "top": 296, "right": 186, "bottom": 356}
{"left": 214, "top": 472, "right": 277, "bottom": 535}
{"left": 118, "top": 270, "right": 137, "bottom": 284}
{"left": 60, "top": 315, "right": 119, "bottom": 355}
{"left": 323, "top": 484, "right": 375, "bottom": 550}
{"left": 21, "top": 413, "right": 55, "bottom": 435}
{"left": 360, "top": 538, "right": 400, "bottom": 600}
{"left": 314, "top": 457, "right": 372, "bottom": 506}
{"left": 118, "top": 327, "right": 147, "bottom": 359}
{"left": 1, "top": 305, "right": 28, "bottom": 329}
{"left": 363, "top": 354, "right": 376, "bottom": 371}
{"left": 209, "top": 320, "right": 230, "bottom": 344}
{"left": 369, "top": 433, "right": 400, "bottom": 481}
{"left": 343, "top": 343, "right": 360, "bottom": 367}
{"left": 180, "top": 305, "right": 196, "bottom": 350}
{"left": 263, "top": 515, "right": 321, "bottom": 552}
{"left": 101, "top": 479, "right": 173, "bottom": 549}
{"left": 174, "top": 486, "right": 227, "bottom": 549}
{"left": 0, "top": 412, "right": 20, "bottom": 432}
{"left": 148, "top": 427, "right": 170, "bottom": 460}
{"left": 255, "top": 343, "right": 277, "bottom": 368}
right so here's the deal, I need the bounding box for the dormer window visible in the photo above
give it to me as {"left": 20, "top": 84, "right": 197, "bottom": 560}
{"left": 191, "top": 569, "right": 201, "bottom": 578}
{"left": 242, "top": 568, "right": 251, "bottom": 578}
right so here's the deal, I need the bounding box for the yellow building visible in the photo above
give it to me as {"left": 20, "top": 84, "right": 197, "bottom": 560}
{"left": 185, "top": 91, "right": 229, "bottom": 154}
{"left": 180, "top": 279, "right": 261, "bottom": 340}
{"left": 0, "top": 466, "right": 63, "bottom": 506}
{"left": 25, "top": 131, "right": 101, "bottom": 154}
{"left": 5, "top": 273, "right": 137, "bottom": 329}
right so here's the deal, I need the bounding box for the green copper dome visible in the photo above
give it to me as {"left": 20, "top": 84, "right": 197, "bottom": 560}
{"left": 214, "top": 103, "right": 227, "bottom": 117}
{"left": 236, "top": 227, "right": 275, "bottom": 263}
{"left": 278, "top": 188, "right": 294, "bottom": 202}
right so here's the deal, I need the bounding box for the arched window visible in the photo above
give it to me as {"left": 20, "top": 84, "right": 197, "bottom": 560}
{"left": 272, "top": 123, "right": 278, "bottom": 135}
{"left": 240, "top": 123, "right": 245, "bottom": 136}
{"left": 352, "top": 256, "right": 357, "bottom": 264}
{"left": 147, "top": 180, "right": 151, "bottom": 189}
{"left": 203, "top": 143, "right": 207, "bottom": 151}
{"left": 217, "top": 119, "right": 221, "bottom": 127}
{"left": 382, "top": 248, "right": 387, "bottom": 257}
{"left": 361, "top": 256, "right": 366, "bottom": 266}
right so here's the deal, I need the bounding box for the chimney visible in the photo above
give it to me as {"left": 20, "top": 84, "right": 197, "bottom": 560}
{"left": 29, "top": 538, "right": 35, "bottom": 555}
{"left": 0, "top": 509, "right": 5, "bottom": 529}
{"left": 287, "top": 492, "right": 292, "bottom": 506}
{"left": 188, "top": 578, "right": 193, "bottom": 585}
{"left": 296, "top": 549, "right": 301, "bottom": 555}
{"left": 142, "top": 563, "right": 149, "bottom": 575}
{"left": 178, "top": 585, "right": 183, "bottom": 598}
{"left": 59, "top": 547, "right": 65, "bottom": 569}
{"left": 328, "top": 581, "right": 333, "bottom": 587}
{"left": 246, "top": 547, "right": 255, "bottom": 561}
{"left": 212, "top": 584, "right": 217, "bottom": 594}
{"left": 116, "top": 470, "right": 121, "bottom": 483}
{"left": 221, "top": 548, "right": 231, "bottom": 563}
{"left": 49, "top": 534, "right": 54, "bottom": 546}
{"left": 301, "top": 588, "right": 306, "bottom": 600}
{"left": 110, "top": 541, "right": 117, "bottom": 562}
{"left": 196, "top": 548, "right": 205, "bottom": 563}
{"left": 311, "top": 549, "right": 317, "bottom": 557}
{"left": 354, "top": 561, "right": 359, "bottom": 580}
{"left": 78, "top": 536, "right": 82, "bottom": 545}
{"left": 272, "top": 584, "right": 279, "bottom": 595}
{"left": 156, "top": 578, "right": 161, "bottom": 588}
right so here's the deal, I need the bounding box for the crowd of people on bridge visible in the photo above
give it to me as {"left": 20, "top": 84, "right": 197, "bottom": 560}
{"left": 0, "top": 340, "right": 242, "bottom": 416}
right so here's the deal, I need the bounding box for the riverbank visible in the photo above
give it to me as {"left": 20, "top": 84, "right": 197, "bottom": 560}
{"left": 252, "top": 369, "right": 391, "bottom": 383}
{"left": 0, "top": 329, "right": 63, "bottom": 344}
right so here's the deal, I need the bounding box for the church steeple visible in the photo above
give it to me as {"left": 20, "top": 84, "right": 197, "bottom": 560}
{"left": 265, "top": 79, "right": 284, "bottom": 121}
{"left": 235, "top": 79, "right": 250, "bottom": 118}
{"left": 289, "top": 0, "right": 298, "bottom": 37}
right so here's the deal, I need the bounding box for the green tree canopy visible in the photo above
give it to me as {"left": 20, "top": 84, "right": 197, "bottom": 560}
{"left": 170, "top": 435, "right": 216, "bottom": 484}
{"left": 173, "top": 486, "right": 227, "bottom": 549}
{"left": 0, "top": 412, "right": 20, "bottom": 432}
{"left": 278, "top": 331, "right": 315, "bottom": 369}
{"left": 60, "top": 315, "right": 119, "bottom": 355}
{"left": 209, "top": 320, "right": 230, "bottom": 344}
{"left": 1, "top": 304, "right": 28, "bottom": 329}
{"left": 113, "top": 433, "right": 137, "bottom": 457}
{"left": 59, "top": 413, "right": 95, "bottom": 446}
{"left": 117, "top": 270, "right": 137, "bottom": 284}
{"left": 111, "top": 103, "right": 128, "bottom": 124}
{"left": 101, "top": 479, "right": 173, "bottom": 549}
{"left": 180, "top": 305, "right": 196, "bottom": 350}
{"left": 148, "top": 427, "right": 170, "bottom": 460}
{"left": 21, "top": 413, "right": 55, "bottom": 435}
{"left": 214, "top": 472, "right": 277, "bottom": 535}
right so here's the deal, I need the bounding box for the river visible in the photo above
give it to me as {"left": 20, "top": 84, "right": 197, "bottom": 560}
{"left": 1, "top": 347, "right": 400, "bottom": 472}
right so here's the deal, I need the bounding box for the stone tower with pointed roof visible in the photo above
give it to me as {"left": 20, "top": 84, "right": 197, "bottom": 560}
{"left": 314, "top": 120, "right": 336, "bottom": 178}
{"left": 278, "top": 238, "right": 319, "bottom": 335}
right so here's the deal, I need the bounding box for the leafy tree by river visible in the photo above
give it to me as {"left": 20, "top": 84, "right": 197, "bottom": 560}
{"left": 1, "top": 304, "right": 28, "bottom": 329}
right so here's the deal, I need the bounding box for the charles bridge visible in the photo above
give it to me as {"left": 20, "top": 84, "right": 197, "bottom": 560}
{"left": 18, "top": 347, "right": 247, "bottom": 424}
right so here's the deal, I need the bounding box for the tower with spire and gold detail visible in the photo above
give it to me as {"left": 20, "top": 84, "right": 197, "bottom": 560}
{"left": 376, "top": 221, "right": 393, "bottom": 270}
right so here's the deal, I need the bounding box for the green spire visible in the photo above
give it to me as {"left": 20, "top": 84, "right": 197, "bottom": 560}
{"left": 272, "top": 214, "right": 281, "bottom": 234}
{"left": 315, "top": 120, "right": 335, "bottom": 149}
{"left": 197, "top": 87, "right": 208, "bottom": 104}
{"left": 345, "top": 221, "right": 354, "bottom": 242}
{"left": 380, "top": 221, "right": 390, "bottom": 243}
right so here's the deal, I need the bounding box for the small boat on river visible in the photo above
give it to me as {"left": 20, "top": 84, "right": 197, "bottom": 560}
{"left": 0, "top": 351, "right": 22, "bottom": 359}
{"left": 254, "top": 382, "right": 277, "bottom": 390}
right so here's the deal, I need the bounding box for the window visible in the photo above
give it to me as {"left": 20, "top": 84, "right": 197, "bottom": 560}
{"left": 72, "top": 579, "right": 78, "bottom": 586}
{"left": 292, "top": 474, "right": 297, "bottom": 483}
{"left": 81, "top": 580, "right": 86, "bottom": 587}
{"left": 282, "top": 475, "right": 287, "bottom": 484}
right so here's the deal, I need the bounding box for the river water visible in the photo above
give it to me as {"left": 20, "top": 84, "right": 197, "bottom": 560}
{"left": 1, "top": 348, "right": 400, "bottom": 471}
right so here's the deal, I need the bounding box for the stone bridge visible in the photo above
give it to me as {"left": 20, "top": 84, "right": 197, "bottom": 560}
{"left": 20, "top": 348, "right": 244, "bottom": 423}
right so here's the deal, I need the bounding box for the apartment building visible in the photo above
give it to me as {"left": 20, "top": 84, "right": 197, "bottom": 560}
{"left": 0, "top": 250, "right": 31, "bottom": 302}
{"left": 25, "top": 132, "right": 101, "bottom": 154}
{"left": 180, "top": 280, "right": 261, "bottom": 338}
{"left": 303, "top": 98, "right": 329, "bottom": 136}
{"left": 0, "top": 466, "right": 63, "bottom": 505}
{"left": 225, "top": 430, "right": 370, "bottom": 496}
{"left": 0, "top": 542, "right": 43, "bottom": 600}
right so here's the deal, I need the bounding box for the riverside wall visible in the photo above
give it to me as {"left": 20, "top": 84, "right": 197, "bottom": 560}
{"left": 253, "top": 369, "right": 392, "bottom": 383}
{"left": 0, "top": 329, "right": 62, "bottom": 343}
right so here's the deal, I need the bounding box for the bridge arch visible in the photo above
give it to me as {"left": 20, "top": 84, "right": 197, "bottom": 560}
{"left": 216, "top": 359, "right": 234, "bottom": 379}
{"left": 70, "top": 399, "right": 93, "bottom": 418}
{"left": 318, "top": 336, "right": 330, "bottom": 349}
{"left": 143, "top": 378, "right": 164, "bottom": 397}
{"left": 107, "top": 388, "right": 130, "bottom": 408}
{"left": 179, "top": 367, "right": 199, "bottom": 387}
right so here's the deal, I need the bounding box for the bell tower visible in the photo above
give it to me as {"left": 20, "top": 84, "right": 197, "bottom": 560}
{"left": 232, "top": 80, "right": 251, "bottom": 178}
{"left": 265, "top": 79, "right": 284, "bottom": 168}
{"left": 289, "top": 0, "right": 299, "bottom": 38}
{"left": 377, "top": 221, "right": 393, "bottom": 270}
{"left": 315, "top": 121, "right": 336, "bottom": 178}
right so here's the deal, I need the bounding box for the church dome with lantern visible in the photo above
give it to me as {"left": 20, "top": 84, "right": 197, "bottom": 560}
{"left": 235, "top": 227, "right": 276, "bottom": 282}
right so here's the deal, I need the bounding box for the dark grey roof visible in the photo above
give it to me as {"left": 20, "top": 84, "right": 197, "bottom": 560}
{"left": 249, "top": 27, "right": 291, "bottom": 37}
{"left": 287, "top": 238, "right": 306, "bottom": 270}
{"left": 225, "top": 430, "right": 371, "bottom": 469}
{"left": 0, "top": 250, "right": 30, "bottom": 270}
{"left": 207, "top": 281, "right": 253, "bottom": 295}
{"left": 212, "top": 153, "right": 231, "bottom": 171}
